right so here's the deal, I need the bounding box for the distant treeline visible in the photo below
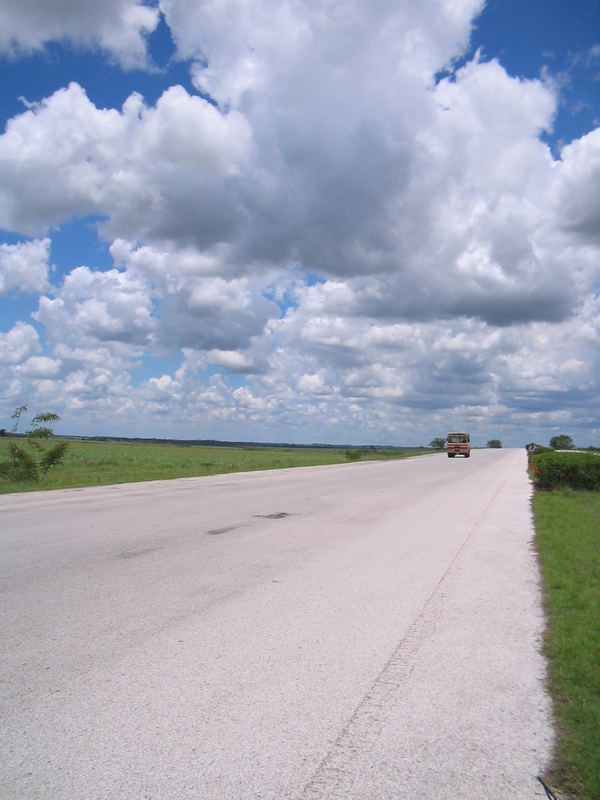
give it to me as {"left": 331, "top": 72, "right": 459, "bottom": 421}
{"left": 55, "top": 435, "right": 423, "bottom": 451}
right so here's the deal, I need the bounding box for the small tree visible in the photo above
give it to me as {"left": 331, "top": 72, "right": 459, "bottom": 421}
{"left": 29, "top": 412, "right": 62, "bottom": 440}
{"left": 11, "top": 404, "right": 28, "bottom": 432}
{"left": 549, "top": 434, "right": 575, "bottom": 450}
{"left": 487, "top": 439, "right": 502, "bottom": 448}
{"left": 1, "top": 405, "right": 68, "bottom": 483}
{"left": 39, "top": 442, "right": 69, "bottom": 478}
{"left": 429, "top": 438, "right": 446, "bottom": 450}
{"left": 8, "top": 404, "right": 29, "bottom": 480}
{"left": 6, "top": 442, "right": 39, "bottom": 481}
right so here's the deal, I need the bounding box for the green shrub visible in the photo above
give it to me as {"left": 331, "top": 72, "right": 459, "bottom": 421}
{"left": 39, "top": 442, "right": 69, "bottom": 477}
{"left": 0, "top": 407, "right": 68, "bottom": 485}
{"left": 345, "top": 449, "right": 362, "bottom": 461}
{"left": 0, "top": 443, "right": 39, "bottom": 482}
{"left": 531, "top": 451, "right": 600, "bottom": 490}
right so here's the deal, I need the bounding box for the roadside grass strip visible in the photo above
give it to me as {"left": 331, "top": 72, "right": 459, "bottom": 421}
{"left": 0, "top": 437, "right": 429, "bottom": 493}
{"left": 533, "top": 489, "right": 600, "bottom": 800}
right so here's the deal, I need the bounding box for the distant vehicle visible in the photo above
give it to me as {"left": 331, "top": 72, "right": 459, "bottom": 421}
{"left": 446, "top": 432, "right": 470, "bottom": 458}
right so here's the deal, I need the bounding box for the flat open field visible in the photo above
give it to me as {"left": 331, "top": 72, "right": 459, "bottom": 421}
{"left": 0, "top": 437, "right": 430, "bottom": 493}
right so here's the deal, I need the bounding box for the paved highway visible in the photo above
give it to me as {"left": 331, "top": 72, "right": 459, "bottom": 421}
{"left": 1, "top": 449, "right": 553, "bottom": 798}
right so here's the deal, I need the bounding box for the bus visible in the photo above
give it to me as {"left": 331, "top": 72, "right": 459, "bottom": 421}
{"left": 446, "top": 432, "right": 470, "bottom": 458}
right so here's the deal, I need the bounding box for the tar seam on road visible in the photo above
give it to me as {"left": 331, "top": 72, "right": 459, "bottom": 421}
{"left": 298, "top": 472, "right": 513, "bottom": 799}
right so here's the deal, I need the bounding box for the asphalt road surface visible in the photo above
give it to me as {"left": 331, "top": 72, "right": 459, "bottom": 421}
{"left": 1, "top": 449, "right": 553, "bottom": 799}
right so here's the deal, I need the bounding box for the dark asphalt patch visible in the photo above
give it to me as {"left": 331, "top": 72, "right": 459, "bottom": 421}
{"left": 207, "top": 513, "right": 290, "bottom": 536}
{"left": 254, "top": 512, "right": 290, "bottom": 519}
{"left": 117, "top": 547, "right": 162, "bottom": 559}
{"left": 207, "top": 525, "right": 239, "bottom": 535}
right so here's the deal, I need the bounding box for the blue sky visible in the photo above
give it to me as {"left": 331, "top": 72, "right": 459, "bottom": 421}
{"left": 469, "top": 0, "right": 599, "bottom": 147}
{"left": 0, "top": 1, "right": 599, "bottom": 446}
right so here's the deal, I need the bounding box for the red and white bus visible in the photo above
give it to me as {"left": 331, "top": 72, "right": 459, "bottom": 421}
{"left": 446, "top": 432, "right": 470, "bottom": 458}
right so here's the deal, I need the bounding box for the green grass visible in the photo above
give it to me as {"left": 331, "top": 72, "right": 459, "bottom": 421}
{"left": 0, "top": 437, "right": 429, "bottom": 493}
{"left": 533, "top": 489, "right": 600, "bottom": 800}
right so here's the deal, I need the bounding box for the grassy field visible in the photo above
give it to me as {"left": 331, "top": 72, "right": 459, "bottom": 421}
{"left": 0, "top": 437, "right": 430, "bottom": 493}
{"left": 533, "top": 488, "right": 600, "bottom": 800}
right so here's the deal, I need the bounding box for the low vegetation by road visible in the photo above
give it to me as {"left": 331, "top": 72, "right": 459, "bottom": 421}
{"left": 0, "top": 437, "right": 429, "bottom": 493}
{"left": 533, "top": 484, "right": 600, "bottom": 800}
{"left": 530, "top": 450, "right": 600, "bottom": 491}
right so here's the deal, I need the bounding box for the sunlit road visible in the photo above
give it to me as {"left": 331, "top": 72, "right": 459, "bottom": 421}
{"left": 1, "top": 449, "right": 552, "bottom": 799}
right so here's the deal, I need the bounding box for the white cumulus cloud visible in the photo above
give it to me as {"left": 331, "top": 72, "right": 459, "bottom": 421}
{"left": 0, "top": 83, "right": 252, "bottom": 240}
{"left": 0, "top": 0, "right": 159, "bottom": 68}
{"left": 0, "top": 238, "right": 51, "bottom": 294}
{"left": 0, "top": 322, "right": 41, "bottom": 365}
{"left": 0, "top": 1, "right": 599, "bottom": 445}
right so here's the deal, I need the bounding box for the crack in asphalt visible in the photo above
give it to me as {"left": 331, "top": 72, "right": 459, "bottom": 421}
{"left": 299, "top": 472, "right": 514, "bottom": 799}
